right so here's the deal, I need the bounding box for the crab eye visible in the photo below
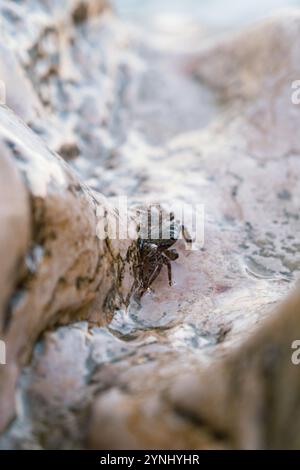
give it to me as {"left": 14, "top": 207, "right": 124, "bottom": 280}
{"left": 169, "top": 228, "right": 177, "bottom": 239}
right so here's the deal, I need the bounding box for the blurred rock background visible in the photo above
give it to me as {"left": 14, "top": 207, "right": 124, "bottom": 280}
{"left": 0, "top": 0, "right": 300, "bottom": 449}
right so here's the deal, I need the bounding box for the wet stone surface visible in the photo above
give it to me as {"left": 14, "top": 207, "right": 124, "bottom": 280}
{"left": 1, "top": 1, "right": 300, "bottom": 449}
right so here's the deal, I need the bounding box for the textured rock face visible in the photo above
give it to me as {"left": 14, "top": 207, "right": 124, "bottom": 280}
{"left": 1, "top": 1, "right": 300, "bottom": 449}
{"left": 0, "top": 0, "right": 144, "bottom": 432}
{"left": 0, "top": 104, "right": 140, "bottom": 431}
{"left": 0, "top": 140, "right": 31, "bottom": 431}
{"left": 169, "top": 287, "right": 300, "bottom": 450}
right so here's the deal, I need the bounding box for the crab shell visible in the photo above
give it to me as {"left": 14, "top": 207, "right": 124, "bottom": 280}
{"left": 138, "top": 217, "right": 181, "bottom": 247}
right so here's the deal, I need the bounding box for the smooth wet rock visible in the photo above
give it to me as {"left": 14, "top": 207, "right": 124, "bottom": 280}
{"left": 1, "top": 2, "right": 300, "bottom": 450}
{"left": 0, "top": 105, "right": 139, "bottom": 432}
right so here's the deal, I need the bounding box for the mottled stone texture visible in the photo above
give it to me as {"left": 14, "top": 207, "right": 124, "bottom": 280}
{"left": 85, "top": 12, "right": 300, "bottom": 449}
{"left": 0, "top": 109, "right": 138, "bottom": 431}
{"left": 169, "top": 286, "right": 300, "bottom": 449}
{"left": 1, "top": 1, "right": 300, "bottom": 449}
{"left": 0, "top": 0, "right": 141, "bottom": 432}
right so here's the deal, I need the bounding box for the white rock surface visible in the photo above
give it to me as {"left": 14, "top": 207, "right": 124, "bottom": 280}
{"left": 1, "top": 2, "right": 300, "bottom": 450}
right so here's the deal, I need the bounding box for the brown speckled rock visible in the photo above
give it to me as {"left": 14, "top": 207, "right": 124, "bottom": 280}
{"left": 0, "top": 139, "right": 30, "bottom": 432}
{"left": 0, "top": 105, "right": 139, "bottom": 432}
{"left": 1, "top": 2, "right": 300, "bottom": 451}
